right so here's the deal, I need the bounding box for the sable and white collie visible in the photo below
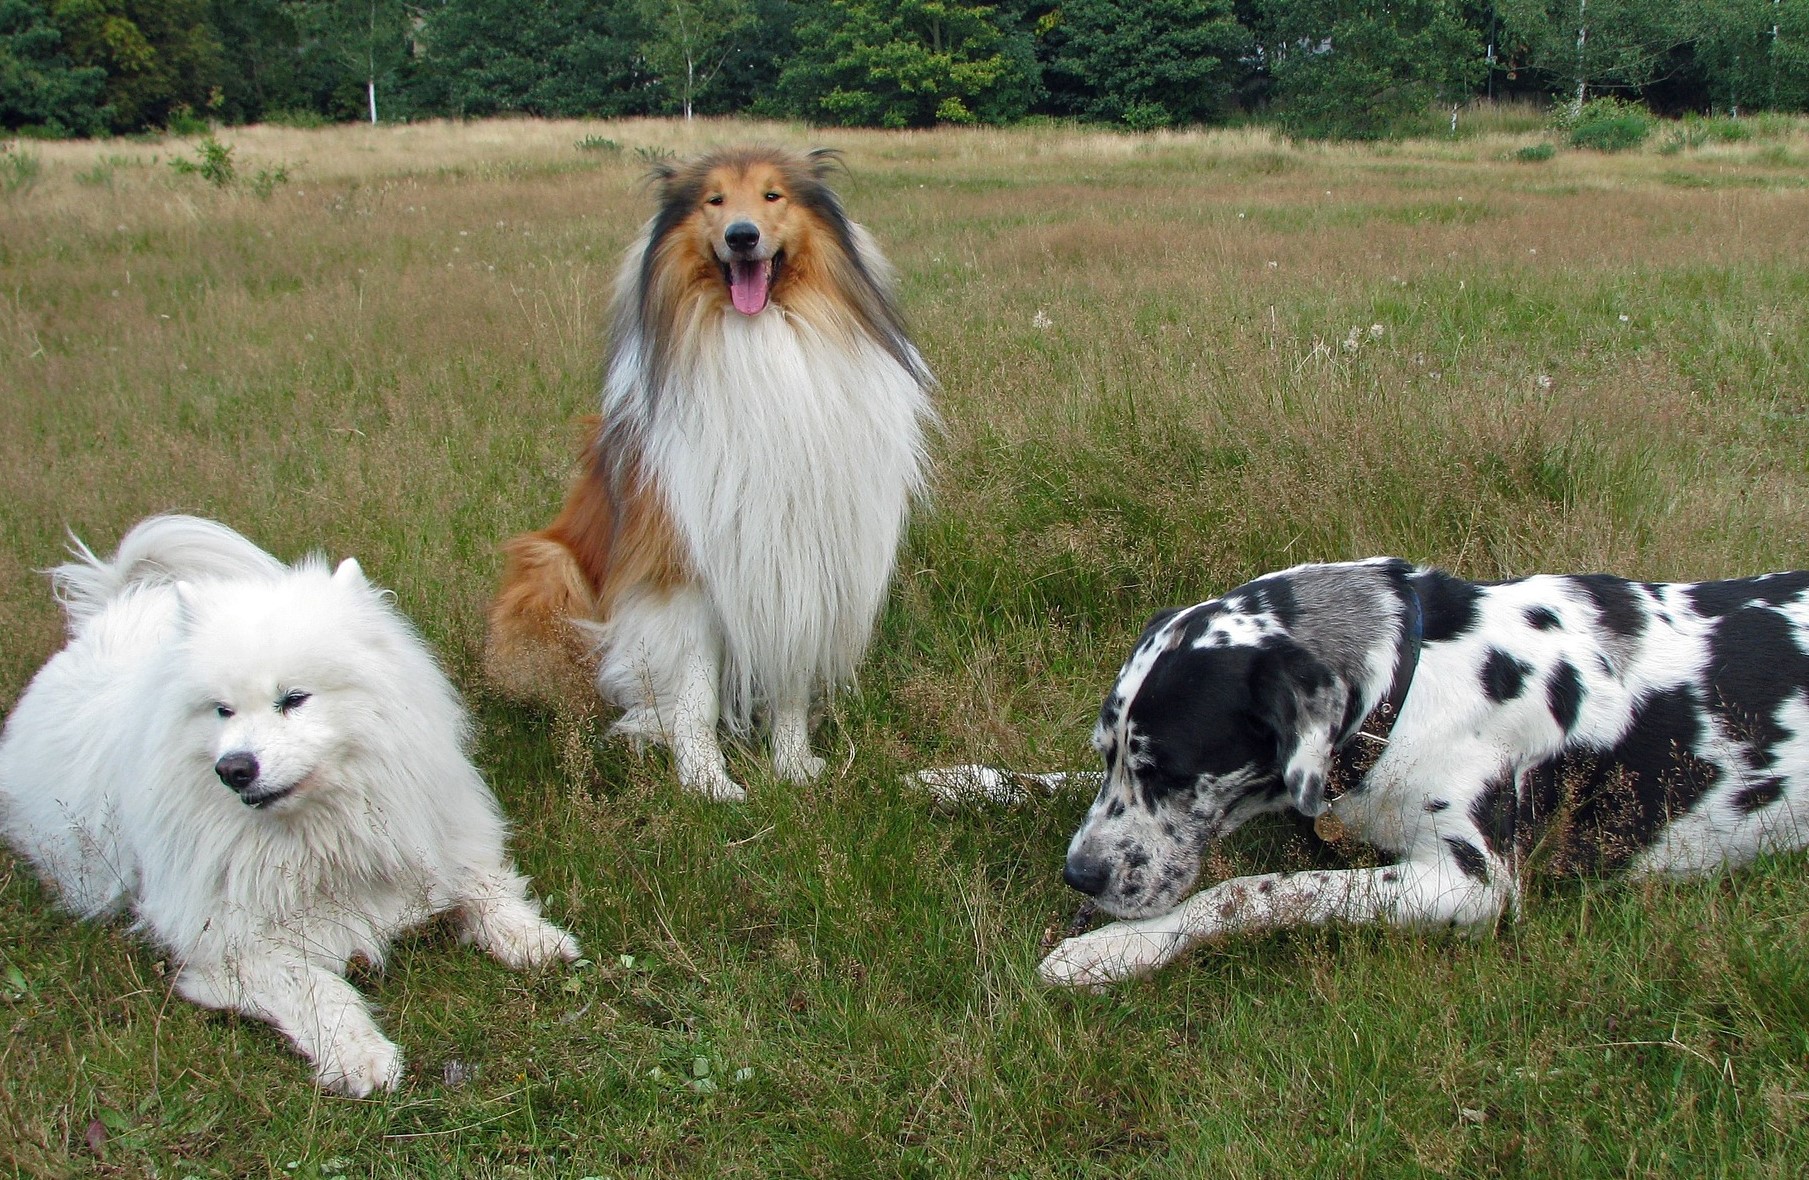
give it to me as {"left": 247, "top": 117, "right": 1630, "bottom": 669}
{"left": 486, "top": 146, "right": 934, "bottom": 801}
{"left": 0, "top": 516, "right": 578, "bottom": 1095}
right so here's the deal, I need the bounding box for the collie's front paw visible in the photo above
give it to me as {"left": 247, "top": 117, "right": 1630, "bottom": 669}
{"left": 682, "top": 766, "right": 748, "bottom": 803}
{"left": 1037, "top": 921, "right": 1186, "bottom": 988}
{"left": 774, "top": 749, "right": 826, "bottom": 783}
{"left": 316, "top": 1028, "right": 403, "bottom": 1097}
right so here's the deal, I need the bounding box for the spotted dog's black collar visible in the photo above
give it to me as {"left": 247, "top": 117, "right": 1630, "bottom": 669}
{"left": 1323, "top": 582, "right": 1424, "bottom": 810}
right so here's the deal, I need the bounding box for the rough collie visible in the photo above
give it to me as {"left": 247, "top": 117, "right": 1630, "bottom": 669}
{"left": 486, "top": 146, "right": 934, "bottom": 800}
{"left": 0, "top": 515, "right": 579, "bottom": 1094}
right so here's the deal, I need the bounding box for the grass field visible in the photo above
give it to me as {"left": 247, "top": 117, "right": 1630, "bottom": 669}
{"left": 3, "top": 113, "right": 1809, "bottom": 1177}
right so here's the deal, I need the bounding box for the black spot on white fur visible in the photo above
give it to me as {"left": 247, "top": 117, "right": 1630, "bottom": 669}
{"left": 1061, "top": 559, "right": 1809, "bottom": 931}
{"left": 1526, "top": 606, "right": 1561, "bottom": 630}
{"left": 1481, "top": 648, "right": 1531, "bottom": 702}
{"left": 1546, "top": 661, "right": 1584, "bottom": 734}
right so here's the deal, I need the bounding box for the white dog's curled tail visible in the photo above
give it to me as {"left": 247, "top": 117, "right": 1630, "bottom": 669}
{"left": 52, "top": 514, "right": 286, "bottom": 629}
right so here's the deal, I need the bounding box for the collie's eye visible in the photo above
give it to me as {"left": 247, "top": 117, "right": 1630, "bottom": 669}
{"left": 277, "top": 691, "right": 311, "bottom": 714}
{"left": 764, "top": 191, "right": 782, "bottom": 202}
{"left": 706, "top": 194, "right": 724, "bottom": 206}
{"left": 214, "top": 704, "right": 234, "bottom": 719}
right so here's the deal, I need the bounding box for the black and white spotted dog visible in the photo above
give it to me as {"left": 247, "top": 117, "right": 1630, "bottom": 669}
{"left": 1033, "top": 557, "right": 1809, "bottom": 986}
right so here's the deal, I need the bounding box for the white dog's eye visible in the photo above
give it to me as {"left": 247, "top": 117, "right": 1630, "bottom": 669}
{"left": 214, "top": 704, "right": 234, "bottom": 719}
{"left": 277, "top": 691, "right": 311, "bottom": 714}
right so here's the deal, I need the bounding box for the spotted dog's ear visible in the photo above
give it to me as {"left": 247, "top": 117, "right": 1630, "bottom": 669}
{"left": 1137, "top": 607, "right": 1184, "bottom": 643}
{"left": 1250, "top": 639, "right": 1350, "bottom": 818}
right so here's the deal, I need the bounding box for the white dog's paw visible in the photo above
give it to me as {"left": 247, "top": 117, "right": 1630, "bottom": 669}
{"left": 493, "top": 916, "right": 582, "bottom": 971}
{"left": 774, "top": 749, "right": 826, "bottom": 783}
{"left": 316, "top": 1028, "right": 403, "bottom": 1098}
{"left": 1037, "top": 920, "right": 1187, "bottom": 988}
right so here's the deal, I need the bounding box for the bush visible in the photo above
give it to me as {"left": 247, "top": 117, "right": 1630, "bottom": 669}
{"left": 248, "top": 164, "right": 290, "bottom": 198}
{"left": 264, "top": 109, "right": 329, "bottom": 130}
{"left": 1, "top": 141, "right": 41, "bottom": 193}
{"left": 169, "top": 135, "right": 235, "bottom": 187}
{"left": 1513, "top": 141, "right": 1556, "bottom": 162}
{"left": 1120, "top": 101, "right": 1172, "bottom": 131}
{"left": 165, "top": 105, "right": 210, "bottom": 137}
{"left": 1558, "top": 97, "right": 1653, "bottom": 152}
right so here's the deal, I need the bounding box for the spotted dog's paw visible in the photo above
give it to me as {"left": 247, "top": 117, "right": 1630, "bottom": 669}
{"left": 1036, "top": 918, "right": 1188, "bottom": 988}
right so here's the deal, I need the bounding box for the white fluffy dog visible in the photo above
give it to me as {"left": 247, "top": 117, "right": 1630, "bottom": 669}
{"left": 0, "top": 515, "right": 579, "bottom": 1095}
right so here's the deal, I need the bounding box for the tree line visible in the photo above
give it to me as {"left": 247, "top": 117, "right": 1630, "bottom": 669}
{"left": 5, "top": 1, "right": 1807, "bottom": 140}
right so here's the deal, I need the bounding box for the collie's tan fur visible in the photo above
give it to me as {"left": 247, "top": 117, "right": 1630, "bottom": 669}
{"left": 486, "top": 146, "right": 932, "bottom": 799}
{"left": 484, "top": 421, "right": 687, "bottom": 706}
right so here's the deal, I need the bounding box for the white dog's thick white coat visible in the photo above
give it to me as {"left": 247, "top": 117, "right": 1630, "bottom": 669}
{"left": 0, "top": 516, "right": 578, "bottom": 1094}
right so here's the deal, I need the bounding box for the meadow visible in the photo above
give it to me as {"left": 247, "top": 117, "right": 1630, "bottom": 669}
{"left": 2, "top": 112, "right": 1809, "bottom": 1177}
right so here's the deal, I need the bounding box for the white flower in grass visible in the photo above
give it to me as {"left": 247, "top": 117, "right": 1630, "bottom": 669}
{"left": 1342, "top": 327, "right": 1361, "bottom": 353}
{"left": 1267, "top": 260, "right": 1278, "bottom": 269}
{"left": 1619, "top": 314, "right": 1630, "bottom": 322}
{"left": 1537, "top": 374, "right": 1554, "bottom": 389}
{"left": 1369, "top": 323, "right": 1385, "bottom": 339}
{"left": 1031, "top": 309, "right": 1052, "bottom": 330}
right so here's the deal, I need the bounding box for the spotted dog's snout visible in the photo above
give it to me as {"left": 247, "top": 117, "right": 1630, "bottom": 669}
{"left": 1063, "top": 852, "right": 1111, "bottom": 897}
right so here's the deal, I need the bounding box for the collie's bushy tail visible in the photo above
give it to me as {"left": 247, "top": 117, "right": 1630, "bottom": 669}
{"left": 485, "top": 531, "right": 601, "bottom": 708}
{"left": 51, "top": 514, "right": 286, "bottom": 630}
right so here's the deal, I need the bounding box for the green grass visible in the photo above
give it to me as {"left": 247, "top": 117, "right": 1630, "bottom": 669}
{"left": 4, "top": 116, "right": 1809, "bottom": 1177}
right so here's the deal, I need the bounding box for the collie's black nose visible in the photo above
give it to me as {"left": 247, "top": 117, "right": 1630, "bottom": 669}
{"left": 724, "top": 221, "right": 760, "bottom": 252}
{"left": 1063, "top": 853, "right": 1110, "bottom": 897}
{"left": 215, "top": 752, "right": 259, "bottom": 792}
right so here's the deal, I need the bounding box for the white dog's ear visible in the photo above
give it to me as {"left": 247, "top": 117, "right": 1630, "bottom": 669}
{"left": 332, "top": 558, "right": 365, "bottom": 585}
{"left": 173, "top": 580, "right": 197, "bottom": 628}
{"left": 1250, "top": 640, "right": 1349, "bottom": 818}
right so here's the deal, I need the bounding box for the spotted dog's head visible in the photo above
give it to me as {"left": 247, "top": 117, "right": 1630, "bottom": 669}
{"left": 1062, "top": 559, "right": 1422, "bottom": 918}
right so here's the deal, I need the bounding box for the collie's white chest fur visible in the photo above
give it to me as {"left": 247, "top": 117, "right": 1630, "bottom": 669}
{"left": 637, "top": 310, "right": 930, "bottom": 720}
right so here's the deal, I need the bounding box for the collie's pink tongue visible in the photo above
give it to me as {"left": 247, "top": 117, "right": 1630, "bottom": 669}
{"left": 730, "top": 259, "right": 771, "bottom": 315}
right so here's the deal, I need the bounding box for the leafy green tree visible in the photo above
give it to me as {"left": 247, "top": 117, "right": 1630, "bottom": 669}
{"left": 414, "top": 0, "right": 654, "bottom": 118}
{"left": 1, "top": 0, "right": 108, "bottom": 133}
{"left": 51, "top": 0, "right": 221, "bottom": 130}
{"left": 1256, "top": 0, "right": 1483, "bottom": 139}
{"left": 776, "top": 0, "right": 1038, "bottom": 127}
{"left": 1688, "top": 0, "right": 1809, "bottom": 112}
{"left": 204, "top": 0, "right": 306, "bottom": 124}
{"left": 1039, "top": 0, "right": 1250, "bottom": 128}
{"left": 1495, "top": 0, "right": 1694, "bottom": 107}
{"left": 709, "top": 0, "right": 798, "bottom": 117}
{"left": 639, "top": 0, "right": 753, "bottom": 119}
{"left": 285, "top": 0, "right": 419, "bottom": 122}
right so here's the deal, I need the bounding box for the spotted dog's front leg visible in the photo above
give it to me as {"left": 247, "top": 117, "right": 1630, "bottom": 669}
{"left": 1038, "top": 857, "right": 1510, "bottom": 987}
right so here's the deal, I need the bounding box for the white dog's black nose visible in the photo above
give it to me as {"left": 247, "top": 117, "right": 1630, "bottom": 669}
{"left": 1063, "top": 853, "right": 1110, "bottom": 897}
{"left": 215, "top": 752, "right": 259, "bottom": 792}
{"left": 724, "top": 221, "right": 760, "bottom": 253}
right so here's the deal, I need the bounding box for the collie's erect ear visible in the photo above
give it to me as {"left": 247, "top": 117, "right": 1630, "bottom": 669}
{"left": 1249, "top": 638, "right": 1350, "bottom": 818}
{"left": 806, "top": 147, "right": 846, "bottom": 180}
